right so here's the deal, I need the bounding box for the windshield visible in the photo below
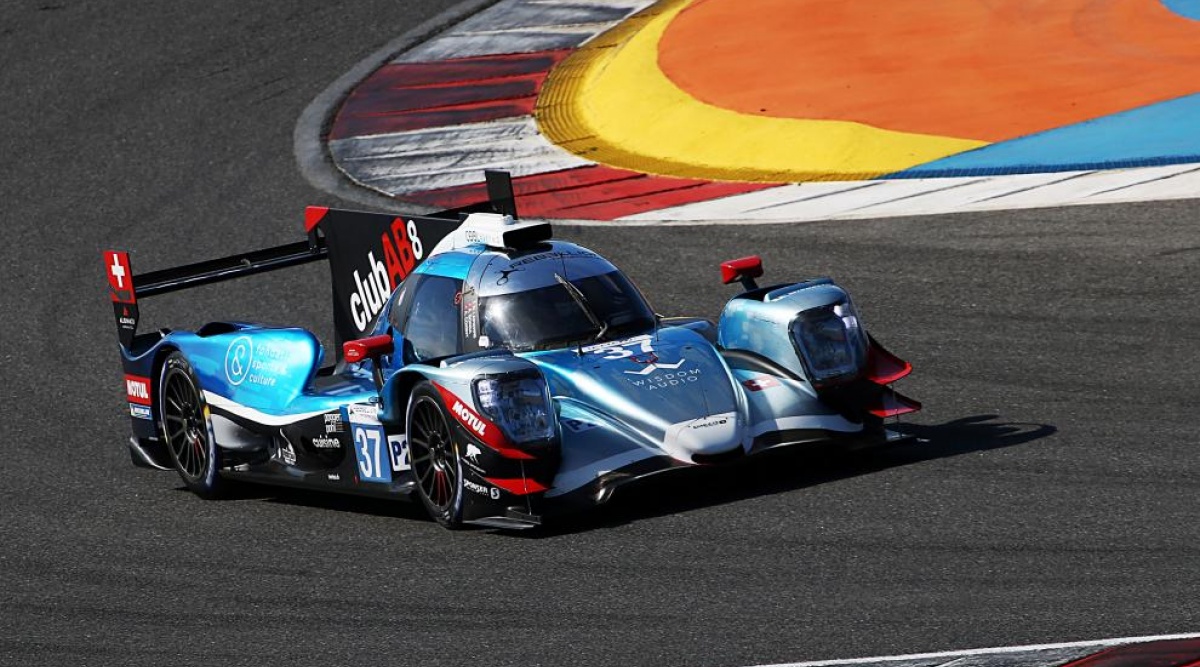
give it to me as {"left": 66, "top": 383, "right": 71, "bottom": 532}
{"left": 478, "top": 270, "right": 655, "bottom": 351}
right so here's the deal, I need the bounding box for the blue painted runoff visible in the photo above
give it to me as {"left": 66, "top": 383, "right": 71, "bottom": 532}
{"left": 889, "top": 93, "right": 1200, "bottom": 178}
{"left": 1161, "top": 0, "right": 1200, "bottom": 20}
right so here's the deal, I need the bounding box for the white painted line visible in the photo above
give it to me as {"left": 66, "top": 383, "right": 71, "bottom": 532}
{"left": 747, "top": 632, "right": 1200, "bottom": 667}
{"left": 1088, "top": 164, "right": 1199, "bottom": 195}
{"left": 398, "top": 30, "right": 593, "bottom": 61}
{"left": 840, "top": 173, "right": 1091, "bottom": 219}
{"left": 330, "top": 117, "right": 589, "bottom": 194}
{"left": 203, "top": 391, "right": 330, "bottom": 427}
{"left": 802, "top": 179, "right": 995, "bottom": 219}
{"left": 616, "top": 166, "right": 1200, "bottom": 224}
{"left": 743, "top": 183, "right": 884, "bottom": 212}
{"left": 968, "top": 169, "right": 1168, "bottom": 209}
{"left": 528, "top": 0, "right": 652, "bottom": 8}
{"left": 616, "top": 184, "right": 800, "bottom": 221}
{"left": 397, "top": 0, "right": 654, "bottom": 62}
{"left": 1085, "top": 165, "right": 1200, "bottom": 204}
{"left": 334, "top": 118, "right": 541, "bottom": 157}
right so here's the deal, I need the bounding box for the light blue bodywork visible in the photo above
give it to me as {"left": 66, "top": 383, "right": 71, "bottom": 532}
{"left": 360, "top": 244, "right": 880, "bottom": 501}
{"left": 151, "top": 325, "right": 375, "bottom": 416}
{"left": 718, "top": 279, "right": 848, "bottom": 381}
{"left": 123, "top": 232, "right": 906, "bottom": 514}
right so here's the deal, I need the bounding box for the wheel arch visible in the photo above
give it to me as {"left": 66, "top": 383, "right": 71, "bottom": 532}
{"left": 379, "top": 368, "right": 430, "bottom": 426}
{"left": 129, "top": 343, "right": 181, "bottom": 472}
{"left": 149, "top": 343, "right": 181, "bottom": 425}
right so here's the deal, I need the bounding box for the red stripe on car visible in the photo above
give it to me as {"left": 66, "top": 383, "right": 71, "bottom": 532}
{"left": 485, "top": 477, "right": 549, "bottom": 496}
{"left": 433, "top": 383, "right": 534, "bottom": 460}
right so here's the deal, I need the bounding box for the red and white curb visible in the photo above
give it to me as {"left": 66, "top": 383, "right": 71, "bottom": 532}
{"left": 748, "top": 633, "right": 1200, "bottom": 667}
{"left": 310, "top": 0, "right": 1200, "bottom": 223}
{"left": 327, "top": 0, "right": 653, "bottom": 193}
{"left": 324, "top": 0, "right": 768, "bottom": 221}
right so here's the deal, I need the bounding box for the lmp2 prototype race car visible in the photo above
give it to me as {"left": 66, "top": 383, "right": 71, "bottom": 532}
{"left": 104, "top": 172, "right": 919, "bottom": 529}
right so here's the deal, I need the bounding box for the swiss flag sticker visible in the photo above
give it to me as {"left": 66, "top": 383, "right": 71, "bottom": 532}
{"left": 105, "top": 250, "right": 135, "bottom": 304}
{"left": 741, "top": 376, "right": 780, "bottom": 392}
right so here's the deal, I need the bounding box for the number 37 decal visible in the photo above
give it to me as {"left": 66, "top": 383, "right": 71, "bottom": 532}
{"left": 589, "top": 335, "right": 654, "bottom": 360}
{"left": 345, "top": 405, "right": 411, "bottom": 484}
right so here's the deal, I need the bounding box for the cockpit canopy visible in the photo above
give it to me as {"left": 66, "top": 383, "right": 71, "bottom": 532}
{"left": 384, "top": 241, "right": 656, "bottom": 362}
{"left": 472, "top": 243, "right": 655, "bottom": 352}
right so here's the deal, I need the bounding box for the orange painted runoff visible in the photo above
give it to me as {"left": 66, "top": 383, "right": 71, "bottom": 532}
{"left": 658, "top": 0, "right": 1200, "bottom": 143}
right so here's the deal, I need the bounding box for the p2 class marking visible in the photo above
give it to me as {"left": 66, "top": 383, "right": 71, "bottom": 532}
{"left": 387, "top": 434, "right": 411, "bottom": 472}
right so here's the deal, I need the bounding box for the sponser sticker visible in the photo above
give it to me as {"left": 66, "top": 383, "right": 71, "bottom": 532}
{"left": 317, "top": 209, "right": 458, "bottom": 343}
{"left": 345, "top": 403, "right": 391, "bottom": 483}
{"left": 129, "top": 404, "right": 152, "bottom": 420}
{"left": 433, "top": 383, "right": 533, "bottom": 460}
{"left": 742, "top": 376, "right": 780, "bottom": 391}
{"left": 125, "top": 375, "right": 152, "bottom": 405}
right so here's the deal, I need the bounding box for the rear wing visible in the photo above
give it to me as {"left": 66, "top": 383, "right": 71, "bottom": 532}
{"left": 104, "top": 170, "right": 519, "bottom": 355}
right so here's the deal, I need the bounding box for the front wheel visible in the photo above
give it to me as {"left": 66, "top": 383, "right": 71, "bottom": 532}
{"left": 406, "top": 382, "right": 464, "bottom": 528}
{"left": 159, "top": 352, "right": 226, "bottom": 498}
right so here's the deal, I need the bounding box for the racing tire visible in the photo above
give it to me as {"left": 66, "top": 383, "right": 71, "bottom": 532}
{"left": 159, "top": 351, "right": 226, "bottom": 499}
{"left": 406, "top": 382, "right": 465, "bottom": 529}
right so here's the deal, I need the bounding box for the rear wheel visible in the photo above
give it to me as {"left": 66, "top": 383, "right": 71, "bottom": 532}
{"left": 406, "top": 382, "right": 464, "bottom": 528}
{"left": 159, "top": 352, "right": 225, "bottom": 498}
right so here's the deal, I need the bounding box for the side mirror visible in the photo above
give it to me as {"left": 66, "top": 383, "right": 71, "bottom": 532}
{"left": 720, "top": 255, "right": 764, "bottom": 291}
{"left": 343, "top": 334, "right": 394, "bottom": 389}
{"left": 343, "top": 334, "right": 393, "bottom": 362}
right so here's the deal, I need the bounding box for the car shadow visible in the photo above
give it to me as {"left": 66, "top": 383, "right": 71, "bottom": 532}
{"left": 181, "top": 482, "right": 432, "bottom": 523}
{"left": 522, "top": 413, "right": 1056, "bottom": 537}
{"left": 187, "top": 414, "right": 1054, "bottom": 533}
{"left": 260, "top": 488, "right": 433, "bottom": 522}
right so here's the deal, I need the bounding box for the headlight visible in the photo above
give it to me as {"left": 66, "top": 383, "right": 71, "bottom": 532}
{"left": 472, "top": 374, "right": 555, "bottom": 444}
{"left": 789, "top": 300, "right": 868, "bottom": 385}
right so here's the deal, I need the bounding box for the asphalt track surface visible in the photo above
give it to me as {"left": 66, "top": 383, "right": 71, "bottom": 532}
{"left": 1, "top": 2, "right": 1198, "bottom": 666}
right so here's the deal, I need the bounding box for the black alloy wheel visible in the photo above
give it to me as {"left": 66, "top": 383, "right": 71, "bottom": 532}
{"left": 160, "top": 352, "right": 225, "bottom": 498}
{"left": 407, "top": 382, "right": 464, "bottom": 528}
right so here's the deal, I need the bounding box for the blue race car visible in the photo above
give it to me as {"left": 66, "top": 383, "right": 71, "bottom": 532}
{"left": 104, "top": 172, "right": 919, "bottom": 529}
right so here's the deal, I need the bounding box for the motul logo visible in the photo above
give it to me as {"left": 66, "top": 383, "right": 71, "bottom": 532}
{"left": 434, "top": 382, "right": 529, "bottom": 457}
{"left": 349, "top": 251, "right": 391, "bottom": 332}
{"left": 451, "top": 401, "right": 487, "bottom": 438}
{"left": 127, "top": 380, "right": 149, "bottom": 399}
{"left": 125, "top": 375, "right": 152, "bottom": 405}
